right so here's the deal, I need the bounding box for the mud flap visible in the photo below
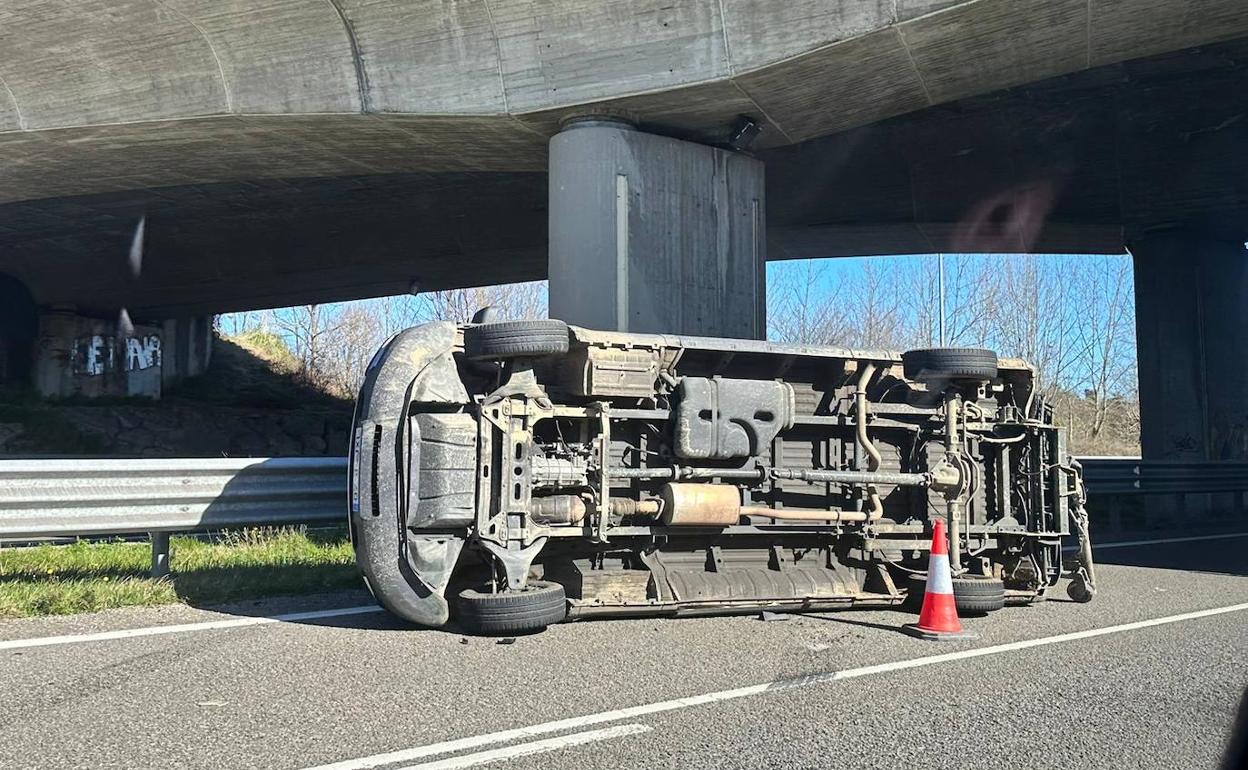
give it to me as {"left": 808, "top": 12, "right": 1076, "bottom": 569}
{"left": 350, "top": 323, "right": 467, "bottom": 627}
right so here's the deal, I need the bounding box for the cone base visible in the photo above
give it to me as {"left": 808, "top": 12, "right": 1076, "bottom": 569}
{"left": 902, "top": 623, "right": 979, "bottom": 641}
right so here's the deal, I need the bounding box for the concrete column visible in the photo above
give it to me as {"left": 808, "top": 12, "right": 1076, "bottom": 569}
{"left": 161, "top": 315, "right": 213, "bottom": 388}
{"left": 1131, "top": 229, "right": 1248, "bottom": 462}
{"left": 0, "top": 274, "right": 37, "bottom": 389}
{"left": 32, "top": 307, "right": 79, "bottom": 398}
{"left": 548, "top": 118, "right": 765, "bottom": 339}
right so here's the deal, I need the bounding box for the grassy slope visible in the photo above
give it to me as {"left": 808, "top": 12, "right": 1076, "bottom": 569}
{"left": 0, "top": 527, "right": 362, "bottom": 618}
{"left": 167, "top": 330, "right": 350, "bottom": 410}
{"left": 0, "top": 329, "right": 351, "bottom": 456}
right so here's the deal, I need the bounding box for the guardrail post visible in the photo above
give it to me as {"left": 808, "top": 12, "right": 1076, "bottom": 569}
{"left": 151, "top": 532, "right": 171, "bottom": 578}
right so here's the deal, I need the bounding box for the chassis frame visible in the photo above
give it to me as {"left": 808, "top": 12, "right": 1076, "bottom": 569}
{"left": 349, "top": 321, "right": 1096, "bottom": 630}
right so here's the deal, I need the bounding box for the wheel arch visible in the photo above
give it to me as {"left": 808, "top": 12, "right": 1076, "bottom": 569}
{"left": 350, "top": 321, "right": 468, "bottom": 627}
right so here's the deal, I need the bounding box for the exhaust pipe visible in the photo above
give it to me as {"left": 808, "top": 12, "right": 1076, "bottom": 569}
{"left": 658, "top": 483, "right": 871, "bottom": 526}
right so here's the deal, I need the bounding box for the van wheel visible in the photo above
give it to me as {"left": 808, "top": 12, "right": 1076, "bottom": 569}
{"left": 906, "top": 573, "right": 1006, "bottom": 615}
{"left": 464, "top": 320, "right": 569, "bottom": 361}
{"left": 457, "top": 580, "right": 567, "bottom": 635}
{"left": 901, "top": 347, "right": 998, "bottom": 381}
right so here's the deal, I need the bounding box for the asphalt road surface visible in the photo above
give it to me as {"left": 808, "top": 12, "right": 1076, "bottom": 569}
{"left": 2, "top": 533, "right": 1246, "bottom": 770}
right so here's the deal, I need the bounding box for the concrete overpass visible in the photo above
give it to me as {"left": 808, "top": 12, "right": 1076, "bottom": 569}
{"left": 0, "top": 0, "right": 1246, "bottom": 462}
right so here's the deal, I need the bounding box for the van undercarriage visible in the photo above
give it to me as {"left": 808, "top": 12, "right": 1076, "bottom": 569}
{"left": 349, "top": 320, "right": 1096, "bottom": 634}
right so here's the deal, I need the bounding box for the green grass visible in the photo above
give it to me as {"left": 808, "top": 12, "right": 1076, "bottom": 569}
{"left": 230, "top": 329, "right": 299, "bottom": 367}
{"left": 0, "top": 527, "right": 362, "bottom": 618}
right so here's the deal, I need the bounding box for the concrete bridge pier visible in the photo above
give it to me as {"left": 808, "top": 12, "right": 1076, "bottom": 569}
{"left": 1131, "top": 229, "right": 1248, "bottom": 521}
{"left": 547, "top": 118, "right": 765, "bottom": 339}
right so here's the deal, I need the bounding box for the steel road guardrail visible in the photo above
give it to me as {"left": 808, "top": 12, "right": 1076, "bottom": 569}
{"left": 0, "top": 457, "right": 347, "bottom": 539}
{"left": 0, "top": 455, "right": 1243, "bottom": 574}
{"left": 0, "top": 457, "right": 347, "bottom": 574}
{"left": 1078, "top": 457, "right": 1248, "bottom": 495}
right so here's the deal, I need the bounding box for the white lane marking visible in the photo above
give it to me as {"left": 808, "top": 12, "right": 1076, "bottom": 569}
{"left": 304, "top": 602, "right": 1248, "bottom": 770}
{"left": 1093, "top": 532, "right": 1248, "bottom": 550}
{"left": 0, "top": 605, "right": 382, "bottom": 652}
{"left": 398, "top": 725, "right": 651, "bottom": 770}
{"left": 1062, "top": 531, "right": 1248, "bottom": 552}
{"left": 3, "top": 534, "right": 1240, "bottom": 653}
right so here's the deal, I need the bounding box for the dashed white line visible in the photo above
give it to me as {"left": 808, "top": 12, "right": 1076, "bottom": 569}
{"left": 0, "top": 605, "right": 382, "bottom": 652}
{"left": 302, "top": 602, "right": 1248, "bottom": 770}
{"left": 398, "top": 725, "right": 651, "bottom": 770}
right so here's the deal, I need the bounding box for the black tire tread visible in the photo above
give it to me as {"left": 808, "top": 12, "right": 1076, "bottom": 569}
{"left": 906, "top": 573, "right": 1006, "bottom": 614}
{"left": 902, "top": 347, "right": 999, "bottom": 381}
{"left": 464, "top": 320, "right": 569, "bottom": 361}
{"left": 457, "top": 580, "right": 567, "bottom": 634}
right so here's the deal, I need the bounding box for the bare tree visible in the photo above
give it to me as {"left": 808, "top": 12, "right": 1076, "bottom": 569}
{"left": 845, "top": 261, "right": 905, "bottom": 349}
{"left": 767, "top": 260, "right": 851, "bottom": 344}
{"left": 986, "top": 255, "right": 1082, "bottom": 398}
{"left": 902, "top": 254, "right": 997, "bottom": 348}
{"left": 272, "top": 304, "right": 343, "bottom": 383}
{"left": 218, "top": 258, "right": 1140, "bottom": 454}
{"left": 375, "top": 295, "right": 423, "bottom": 338}
{"left": 320, "top": 304, "right": 384, "bottom": 397}
{"left": 215, "top": 310, "right": 262, "bottom": 337}
{"left": 417, "top": 281, "right": 547, "bottom": 324}
{"left": 1072, "top": 255, "right": 1137, "bottom": 440}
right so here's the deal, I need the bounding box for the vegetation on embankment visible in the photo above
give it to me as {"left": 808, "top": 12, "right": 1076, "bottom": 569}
{"left": 0, "top": 527, "right": 361, "bottom": 618}
{"left": 168, "top": 330, "right": 350, "bottom": 410}
{"left": 0, "top": 401, "right": 109, "bottom": 455}
{"left": 0, "top": 331, "right": 352, "bottom": 457}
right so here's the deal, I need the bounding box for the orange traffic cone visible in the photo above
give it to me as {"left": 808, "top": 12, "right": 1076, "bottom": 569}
{"left": 902, "top": 518, "right": 979, "bottom": 641}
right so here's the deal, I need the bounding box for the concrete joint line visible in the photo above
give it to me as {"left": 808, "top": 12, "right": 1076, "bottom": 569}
{"left": 0, "top": 71, "right": 26, "bottom": 130}
{"left": 894, "top": 26, "right": 933, "bottom": 105}
{"left": 481, "top": 0, "right": 511, "bottom": 114}
{"left": 615, "top": 173, "right": 629, "bottom": 332}
{"left": 1085, "top": 0, "right": 1093, "bottom": 68}
{"left": 714, "top": 0, "right": 735, "bottom": 75}
{"left": 323, "top": 0, "right": 371, "bottom": 113}
{"left": 150, "top": 0, "right": 233, "bottom": 113}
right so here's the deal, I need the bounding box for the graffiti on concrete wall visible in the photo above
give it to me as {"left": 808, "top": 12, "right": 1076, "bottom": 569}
{"left": 74, "top": 336, "right": 114, "bottom": 376}
{"left": 125, "top": 336, "right": 161, "bottom": 372}
{"left": 72, "top": 335, "right": 162, "bottom": 376}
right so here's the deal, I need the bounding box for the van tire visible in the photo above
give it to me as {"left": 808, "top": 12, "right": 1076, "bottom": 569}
{"left": 901, "top": 348, "right": 998, "bottom": 381}
{"left": 464, "top": 320, "right": 569, "bottom": 361}
{"left": 457, "top": 580, "right": 567, "bottom": 635}
{"left": 906, "top": 573, "right": 1006, "bottom": 615}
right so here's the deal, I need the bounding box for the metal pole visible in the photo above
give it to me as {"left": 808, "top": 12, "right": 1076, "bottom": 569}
{"left": 151, "top": 532, "right": 171, "bottom": 578}
{"left": 937, "top": 253, "right": 946, "bottom": 346}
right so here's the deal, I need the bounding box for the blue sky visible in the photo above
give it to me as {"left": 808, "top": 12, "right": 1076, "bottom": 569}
{"left": 226, "top": 251, "right": 1137, "bottom": 397}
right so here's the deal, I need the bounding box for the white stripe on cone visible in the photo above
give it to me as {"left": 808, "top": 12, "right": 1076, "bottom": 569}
{"left": 927, "top": 553, "right": 954, "bottom": 595}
